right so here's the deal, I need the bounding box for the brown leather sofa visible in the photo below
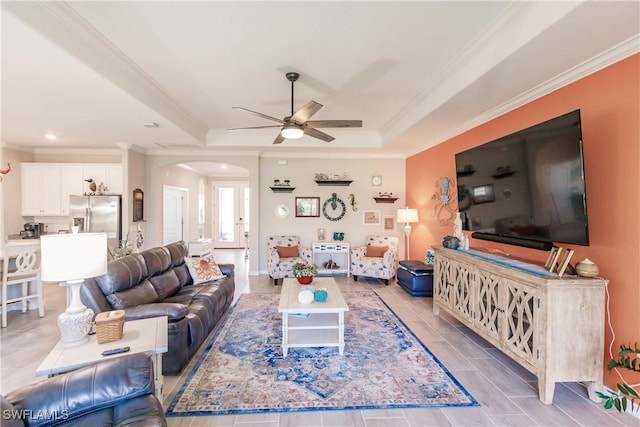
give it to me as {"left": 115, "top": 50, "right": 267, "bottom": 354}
{"left": 80, "top": 241, "right": 234, "bottom": 375}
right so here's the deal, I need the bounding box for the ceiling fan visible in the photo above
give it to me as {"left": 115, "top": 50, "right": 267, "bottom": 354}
{"left": 229, "top": 72, "right": 362, "bottom": 144}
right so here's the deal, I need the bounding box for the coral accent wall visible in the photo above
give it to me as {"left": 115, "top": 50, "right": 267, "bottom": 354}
{"left": 406, "top": 54, "right": 640, "bottom": 392}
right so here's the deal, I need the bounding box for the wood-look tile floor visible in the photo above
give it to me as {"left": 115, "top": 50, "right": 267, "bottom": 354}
{"left": 1, "top": 249, "right": 636, "bottom": 426}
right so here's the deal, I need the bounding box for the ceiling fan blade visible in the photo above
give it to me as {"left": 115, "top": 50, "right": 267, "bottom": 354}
{"left": 304, "top": 127, "right": 335, "bottom": 142}
{"left": 226, "top": 125, "right": 282, "bottom": 131}
{"left": 305, "top": 120, "right": 362, "bottom": 128}
{"left": 232, "top": 107, "right": 284, "bottom": 124}
{"left": 272, "top": 133, "right": 285, "bottom": 145}
{"left": 290, "top": 100, "right": 323, "bottom": 124}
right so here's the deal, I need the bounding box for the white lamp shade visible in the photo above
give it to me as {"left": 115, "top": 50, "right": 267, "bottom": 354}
{"left": 40, "top": 233, "right": 108, "bottom": 282}
{"left": 397, "top": 208, "right": 418, "bottom": 224}
{"left": 281, "top": 124, "right": 304, "bottom": 139}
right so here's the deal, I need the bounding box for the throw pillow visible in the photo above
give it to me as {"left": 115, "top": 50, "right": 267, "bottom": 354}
{"left": 366, "top": 245, "right": 388, "bottom": 257}
{"left": 276, "top": 245, "right": 298, "bottom": 258}
{"left": 186, "top": 255, "right": 225, "bottom": 284}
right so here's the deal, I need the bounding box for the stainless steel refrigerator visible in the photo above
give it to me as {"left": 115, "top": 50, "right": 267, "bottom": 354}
{"left": 69, "top": 195, "right": 122, "bottom": 248}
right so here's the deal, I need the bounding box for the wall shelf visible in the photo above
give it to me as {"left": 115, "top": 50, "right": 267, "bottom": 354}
{"left": 270, "top": 186, "right": 295, "bottom": 193}
{"left": 456, "top": 170, "right": 475, "bottom": 177}
{"left": 491, "top": 171, "right": 516, "bottom": 179}
{"left": 315, "top": 180, "right": 352, "bottom": 186}
{"left": 373, "top": 197, "right": 398, "bottom": 203}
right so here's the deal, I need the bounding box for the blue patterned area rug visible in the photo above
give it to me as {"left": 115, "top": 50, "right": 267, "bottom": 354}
{"left": 166, "top": 291, "right": 477, "bottom": 417}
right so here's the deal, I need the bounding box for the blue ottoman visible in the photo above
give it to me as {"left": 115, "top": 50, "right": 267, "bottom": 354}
{"left": 397, "top": 260, "right": 433, "bottom": 297}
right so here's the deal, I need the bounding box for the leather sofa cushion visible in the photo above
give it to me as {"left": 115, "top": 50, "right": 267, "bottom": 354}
{"left": 96, "top": 254, "right": 148, "bottom": 294}
{"left": 6, "top": 354, "right": 154, "bottom": 427}
{"left": 140, "top": 247, "right": 171, "bottom": 277}
{"left": 165, "top": 241, "right": 189, "bottom": 267}
{"left": 149, "top": 269, "right": 181, "bottom": 300}
{"left": 107, "top": 279, "right": 159, "bottom": 309}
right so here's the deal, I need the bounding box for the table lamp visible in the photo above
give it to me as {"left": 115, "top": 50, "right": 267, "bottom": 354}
{"left": 397, "top": 207, "right": 418, "bottom": 259}
{"left": 40, "top": 233, "right": 107, "bottom": 347}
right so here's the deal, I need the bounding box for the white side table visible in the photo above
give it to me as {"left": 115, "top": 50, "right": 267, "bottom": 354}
{"left": 312, "top": 242, "right": 350, "bottom": 276}
{"left": 36, "top": 316, "right": 168, "bottom": 402}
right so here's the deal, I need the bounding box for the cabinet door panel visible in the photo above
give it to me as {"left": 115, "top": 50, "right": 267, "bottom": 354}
{"left": 474, "top": 271, "right": 501, "bottom": 341}
{"left": 452, "top": 260, "right": 473, "bottom": 320}
{"left": 504, "top": 282, "right": 538, "bottom": 366}
{"left": 434, "top": 256, "right": 454, "bottom": 306}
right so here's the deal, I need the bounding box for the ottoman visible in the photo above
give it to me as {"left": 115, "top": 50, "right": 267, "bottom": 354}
{"left": 397, "top": 260, "right": 433, "bottom": 297}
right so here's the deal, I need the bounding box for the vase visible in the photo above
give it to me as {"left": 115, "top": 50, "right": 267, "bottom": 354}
{"left": 297, "top": 276, "right": 313, "bottom": 284}
{"left": 453, "top": 212, "right": 463, "bottom": 240}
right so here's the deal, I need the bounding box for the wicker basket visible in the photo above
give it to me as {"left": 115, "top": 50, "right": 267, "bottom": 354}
{"left": 95, "top": 310, "right": 125, "bottom": 344}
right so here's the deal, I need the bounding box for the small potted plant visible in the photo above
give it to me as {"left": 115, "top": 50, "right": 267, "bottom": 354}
{"left": 292, "top": 262, "right": 318, "bottom": 284}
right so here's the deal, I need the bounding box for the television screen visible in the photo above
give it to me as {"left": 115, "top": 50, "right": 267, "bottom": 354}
{"left": 455, "top": 109, "right": 589, "bottom": 248}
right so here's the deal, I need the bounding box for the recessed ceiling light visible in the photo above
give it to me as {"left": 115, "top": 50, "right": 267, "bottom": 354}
{"left": 45, "top": 134, "right": 57, "bottom": 140}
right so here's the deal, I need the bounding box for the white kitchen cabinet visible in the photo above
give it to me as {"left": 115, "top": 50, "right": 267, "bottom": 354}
{"left": 21, "top": 163, "right": 122, "bottom": 217}
{"left": 83, "top": 164, "right": 122, "bottom": 194}
{"left": 59, "top": 166, "right": 84, "bottom": 215}
{"left": 21, "top": 163, "right": 61, "bottom": 216}
{"left": 433, "top": 246, "right": 606, "bottom": 405}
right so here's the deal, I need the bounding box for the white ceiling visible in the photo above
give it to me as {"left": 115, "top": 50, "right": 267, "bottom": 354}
{"left": 2, "top": 1, "right": 639, "bottom": 163}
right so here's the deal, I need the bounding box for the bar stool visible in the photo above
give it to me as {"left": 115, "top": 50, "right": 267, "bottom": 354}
{"left": 1, "top": 242, "right": 44, "bottom": 327}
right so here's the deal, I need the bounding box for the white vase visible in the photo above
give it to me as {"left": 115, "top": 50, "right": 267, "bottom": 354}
{"left": 453, "top": 212, "right": 463, "bottom": 240}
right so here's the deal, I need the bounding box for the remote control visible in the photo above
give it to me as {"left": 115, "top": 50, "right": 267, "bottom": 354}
{"left": 101, "top": 346, "right": 130, "bottom": 356}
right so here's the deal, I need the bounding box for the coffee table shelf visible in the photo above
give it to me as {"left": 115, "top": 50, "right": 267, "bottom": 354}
{"left": 278, "top": 277, "right": 348, "bottom": 358}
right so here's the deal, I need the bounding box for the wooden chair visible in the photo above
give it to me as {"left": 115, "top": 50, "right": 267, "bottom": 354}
{"left": 1, "top": 242, "right": 44, "bottom": 327}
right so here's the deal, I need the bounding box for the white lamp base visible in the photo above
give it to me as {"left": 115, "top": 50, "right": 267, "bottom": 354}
{"left": 58, "top": 280, "right": 94, "bottom": 347}
{"left": 58, "top": 307, "right": 94, "bottom": 347}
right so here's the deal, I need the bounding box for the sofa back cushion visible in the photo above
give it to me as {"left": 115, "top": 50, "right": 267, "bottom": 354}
{"left": 95, "top": 254, "right": 148, "bottom": 294}
{"left": 106, "top": 279, "right": 160, "bottom": 309}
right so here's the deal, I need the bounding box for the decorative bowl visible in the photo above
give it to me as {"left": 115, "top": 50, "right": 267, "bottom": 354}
{"left": 575, "top": 259, "right": 599, "bottom": 278}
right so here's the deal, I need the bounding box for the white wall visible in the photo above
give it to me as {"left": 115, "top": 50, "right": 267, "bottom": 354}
{"left": 258, "top": 156, "right": 406, "bottom": 273}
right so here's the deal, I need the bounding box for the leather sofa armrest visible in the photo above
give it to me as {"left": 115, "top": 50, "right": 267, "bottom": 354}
{"left": 218, "top": 263, "right": 234, "bottom": 278}
{"left": 5, "top": 354, "right": 155, "bottom": 427}
{"left": 123, "top": 303, "right": 188, "bottom": 322}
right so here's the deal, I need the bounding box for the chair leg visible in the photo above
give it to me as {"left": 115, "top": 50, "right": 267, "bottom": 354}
{"left": 2, "top": 281, "right": 7, "bottom": 328}
{"left": 353, "top": 275, "right": 358, "bottom": 281}
{"left": 383, "top": 279, "right": 389, "bottom": 286}
{"left": 37, "top": 280, "right": 45, "bottom": 318}
{"left": 22, "top": 282, "right": 28, "bottom": 313}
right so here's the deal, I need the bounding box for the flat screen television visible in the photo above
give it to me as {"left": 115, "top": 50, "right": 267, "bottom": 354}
{"left": 455, "top": 109, "right": 589, "bottom": 250}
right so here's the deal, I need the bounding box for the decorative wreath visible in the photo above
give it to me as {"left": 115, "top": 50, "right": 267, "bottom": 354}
{"left": 322, "top": 193, "right": 346, "bottom": 221}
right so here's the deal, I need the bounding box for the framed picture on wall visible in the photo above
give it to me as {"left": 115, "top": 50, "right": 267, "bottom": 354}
{"left": 295, "top": 197, "right": 320, "bottom": 217}
{"left": 133, "top": 188, "right": 144, "bottom": 222}
{"left": 363, "top": 210, "right": 381, "bottom": 225}
{"left": 383, "top": 215, "right": 395, "bottom": 231}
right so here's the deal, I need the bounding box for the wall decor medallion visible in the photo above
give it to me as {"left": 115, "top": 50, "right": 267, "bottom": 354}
{"left": 431, "top": 176, "right": 457, "bottom": 226}
{"left": 322, "top": 193, "right": 346, "bottom": 221}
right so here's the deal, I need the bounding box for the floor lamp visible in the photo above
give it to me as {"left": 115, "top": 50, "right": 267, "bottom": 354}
{"left": 40, "top": 233, "right": 107, "bottom": 347}
{"left": 397, "top": 207, "right": 418, "bottom": 260}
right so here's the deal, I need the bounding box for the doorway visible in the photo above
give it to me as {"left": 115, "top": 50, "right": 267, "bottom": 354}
{"left": 163, "top": 185, "right": 188, "bottom": 245}
{"left": 212, "top": 181, "right": 249, "bottom": 249}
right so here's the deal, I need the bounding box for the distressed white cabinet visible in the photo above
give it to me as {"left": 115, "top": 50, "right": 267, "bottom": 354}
{"left": 433, "top": 246, "right": 606, "bottom": 405}
{"left": 21, "top": 163, "right": 61, "bottom": 215}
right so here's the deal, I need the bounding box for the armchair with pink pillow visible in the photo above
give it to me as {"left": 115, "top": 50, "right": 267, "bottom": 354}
{"left": 266, "top": 235, "right": 312, "bottom": 285}
{"left": 350, "top": 235, "right": 399, "bottom": 285}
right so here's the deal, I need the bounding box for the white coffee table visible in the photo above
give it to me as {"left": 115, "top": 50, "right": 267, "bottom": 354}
{"left": 278, "top": 277, "right": 349, "bottom": 357}
{"left": 36, "top": 316, "right": 168, "bottom": 401}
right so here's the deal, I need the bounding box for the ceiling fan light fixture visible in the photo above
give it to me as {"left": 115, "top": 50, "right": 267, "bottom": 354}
{"left": 281, "top": 124, "right": 303, "bottom": 139}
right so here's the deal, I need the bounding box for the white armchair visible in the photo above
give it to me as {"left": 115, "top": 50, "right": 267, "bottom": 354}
{"left": 266, "top": 236, "right": 312, "bottom": 285}
{"left": 350, "top": 235, "right": 400, "bottom": 285}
